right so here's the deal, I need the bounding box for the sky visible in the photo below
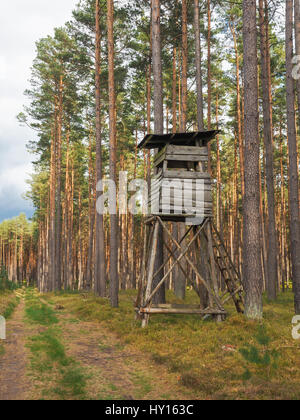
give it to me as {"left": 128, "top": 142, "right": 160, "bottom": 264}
{"left": 0, "top": 0, "right": 77, "bottom": 222}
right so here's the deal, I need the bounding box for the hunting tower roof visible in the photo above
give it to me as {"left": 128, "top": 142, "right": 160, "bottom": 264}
{"left": 138, "top": 130, "right": 220, "bottom": 150}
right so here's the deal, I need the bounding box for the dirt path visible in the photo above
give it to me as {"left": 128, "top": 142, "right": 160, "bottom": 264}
{"left": 0, "top": 293, "right": 188, "bottom": 400}
{"left": 57, "top": 310, "right": 188, "bottom": 400}
{"left": 0, "top": 298, "right": 32, "bottom": 400}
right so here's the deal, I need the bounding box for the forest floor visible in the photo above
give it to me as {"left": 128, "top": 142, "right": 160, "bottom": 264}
{"left": 0, "top": 289, "right": 189, "bottom": 400}
{"left": 0, "top": 291, "right": 32, "bottom": 400}
{"left": 0, "top": 288, "right": 300, "bottom": 400}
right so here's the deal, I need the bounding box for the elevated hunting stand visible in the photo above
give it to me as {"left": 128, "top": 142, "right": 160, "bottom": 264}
{"left": 135, "top": 132, "right": 244, "bottom": 327}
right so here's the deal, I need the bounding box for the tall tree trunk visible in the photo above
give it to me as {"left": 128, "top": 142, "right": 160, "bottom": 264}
{"left": 55, "top": 76, "right": 63, "bottom": 291}
{"left": 286, "top": 0, "right": 300, "bottom": 314}
{"left": 207, "top": 0, "right": 212, "bottom": 173}
{"left": 85, "top": 132, "right": 95, "bottom": 290}
{"left": 78, "top": 190, "right": 84, "bottom": 290}
{"left": 259, "top": 0, "right": 278, "bottom": 300}
{"left": 242, "top": 0, "right": 263, "bottom": 320}
{"left": 49, "top": 126, "right": 56, "bottom": 292}
{"left": 216, "top": 90, "right": 222, "bottom": 234}
{"left": 280, "top": 134, "right": 288, "bottom": 291}
{"left": 95, "top": 0, "right": 106, "bottom": 297}
{"left": 294, "top": 0, "right": 300, "bottom": 128}
{"left": 230, "top": 19, "right": 245, "bottom": 197}
{"left": 172, "top": 46, "right": 177, "bottom": 132}
{"left": 181, "top": 0, "right": 188, "bottom": 131}
{"left": 194, "top": 0, "right": 205, "bottom": 131}
{"left": 152, "top": 0, "right": 165, "bottom": 304}
{"left": 63, "top": 133, "right": 70, "bottom": 290}
{"left": 147, "top": 7, "right": 152, "bottom": 185}
{"left": 107, "top": 0, "right": 119, "bottom": 307}
{"left": 173, "top": 0, "right": 189, "bottom": 300}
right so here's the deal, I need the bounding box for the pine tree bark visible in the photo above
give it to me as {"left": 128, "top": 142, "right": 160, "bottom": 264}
{"left": 172, "top": 47, "right": 177, "bottom": 132}
{"left": 152, "top": 0, "right": 165, "bottom": 304}
{"left": 55, "top": 76, "right": 63, "bottom": 291}
{"left": 286, "top": 0, "right": 300, "bottom": 314}
{"left": 259, "top": 0, "right": 278, "bottom": 300}
{"left": 242, "top": 0, "right": 263, "bottom": 320}
{"left": 181, "top": 0, "right": 188, "bottom": 131}
{"left": 207, "top": 0, "right": 212, "bottom": 173}
{"left": 194, "top": 0, "right": 205, "bottom": 131}
{"left": 230, "top": 20, "right": 245, "bottom": 197}
{"left": 294, "top": 0, "right": 300, "bottom": 129}
{"left": 173, "top": 0, "right": 189, "bottom": 300}
{"left": 95, "top": 0, "right": 106, "bottom": 297}
{"left": 49, "top": 125, "right": 56, "bottom": 292}
{"left": 107, "top": 0, "right": 119, "bottom": 307}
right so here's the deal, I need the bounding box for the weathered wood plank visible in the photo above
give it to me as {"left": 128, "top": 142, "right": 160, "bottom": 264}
{"left": 165, "top": 154, "right": 208, "bottom": 162}
{"left": 154, "top": 146, "right": 208, "bottom": 167}
{"left": 160, "top": 191, "right": 212, "bottom": 200}
{"left": 160, "top": 201, "right": 213, "bottom": 209}
{"left": 153, "top": 145, "right": 167, "bottom": 162}
{"left": 162, "top": 171, "right": 211, "bottom": 179}
{"left": 166, "top": 145, "right": 208, "bottom": 155}
{"left": 138, "top": 307, "right": 226, "bottom": 315}
{"left": 151, "top": 193, "right": 212, "bottom": 203}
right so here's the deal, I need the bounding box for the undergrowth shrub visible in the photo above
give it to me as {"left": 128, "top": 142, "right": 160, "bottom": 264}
{"left": 0, "top": 266, "right": 19, "bottom": 291}
{"left": 239, "top": 324, "right": 280, "bottom": 380}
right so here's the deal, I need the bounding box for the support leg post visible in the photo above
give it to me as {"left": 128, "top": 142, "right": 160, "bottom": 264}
{"left": 142, "top": 220, "right": 159, "bottom": 327}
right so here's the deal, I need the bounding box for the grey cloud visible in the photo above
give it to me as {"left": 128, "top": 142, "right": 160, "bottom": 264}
{"left": 0, "top": 0, "right": 77, "bottom": 222}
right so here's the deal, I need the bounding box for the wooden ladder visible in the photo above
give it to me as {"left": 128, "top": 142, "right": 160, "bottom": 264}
{"left": 211, "top": 222, "right": 244, "bottom": 314}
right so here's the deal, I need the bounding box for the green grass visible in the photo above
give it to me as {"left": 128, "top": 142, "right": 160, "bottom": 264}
{"left": 25, "top": 288, "right": 58, "bottom": 326}
{"left": 0, "top": 343, "right": 5, "bottom": 356}
{"left": 25, "top": 289, "right": 87, "bottom": 400}
{"left": 2, "top": 296, "right": 20, "bottom": 319}
{"left": 25, "top": 304, "right": 59, "bottom": 326}
{"left": 0, "top": 290, "right": 21, "bottom": 362}
{"left": 27, "top": 329, "right": 87, "bottom": 398}
{"left": 48, "top": 289, "right": 300, "bottom": 400}
{"left": 55, "top": 367, "right": 87, "bottom": 398}
{"left": 28, "top": 330, "right": 70, "bottom": 366}
{"left": 0, "top": 289, "right": 20, "bottom": 321}
{"left": 130, "top": 371, "right": 153, "bottom": 399}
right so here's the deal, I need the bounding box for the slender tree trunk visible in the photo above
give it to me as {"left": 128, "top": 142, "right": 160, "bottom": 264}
{"left": 181, "top": 0, "right": 188, "bottom": 131}
{"left": 152, "top": 0, "right": 165, "bottom": 304}
{"left": 63, "top": 134, "right": 70, "bottom": 290}
{"left": 173, "top": 0, "right": 189, "bottom": 300}
{"left": 230, "top": 20, "right": 245, "bottom": 197}
{"left": 242, "top": 0, "right": 263, "bottom": 320}
{"left": 259, "top": 0, "right": 278, "bottom": 300}
{"left": 194, "top": 0, "right": 205, "bottom": 131}
{"left": 67, "top": 164, "right": 74, "bottom": 289}
{"left": 55, "top": 76, "right": 63, "bottom": 291}
{"left": 147, "top": 8, "right": 152, "bottom": 185}
{"left": 172, "top": 47, "right": 177, "bottom": 132}
{"left": 207, "top": 0, "right": 212, "bottom": 173}
{"left": 294, "top": 0, "right": 300, "bottom": 128}
{"left": 286, "top": 0, "right": 300, "bottom": 314}
{"left": 49, "top": 126, "right": 56, "bottom": 292}
{"left": 216, "top": 90, "right": 222, "bottom": 233}
{"left": 78, "top": 190, "right": 84, "bottom": 290}
{"left": 85, "top": 133, "right": 95, "bottom": 290}
{"left": 95, "top": 0, "right": 106, "bottom": 297}
{"left": 107, "top": 0, "right": 119, "bottom": 307}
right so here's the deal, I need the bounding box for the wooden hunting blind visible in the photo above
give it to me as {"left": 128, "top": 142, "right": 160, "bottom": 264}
{"left": 139, "top": 131, "right": 217, "bottom": 222}
{"left": 135, "top": 131, "right": 244, "bottom": 327}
